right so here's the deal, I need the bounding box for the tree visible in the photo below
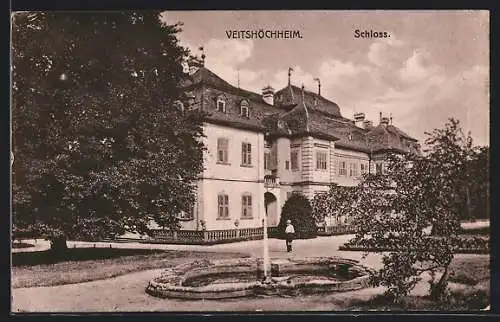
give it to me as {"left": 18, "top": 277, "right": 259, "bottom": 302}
{"left": 278, "top": 193, "right": 317, "bottom": 239}
{"left": 312, "top": 183, "right": 357, "bottom": 227}
{"left": 11, "top": 11, "right": 205, "bottom": 251}
{"left": 348, "top": 118, "right": 486, "bottom": 302}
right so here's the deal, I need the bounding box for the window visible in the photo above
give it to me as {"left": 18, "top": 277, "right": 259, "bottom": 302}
{"left": 316, "top": 151, "right": 327, "bottom": 170}
{"left": 360, "top": 163, "right": 367, "bottom": 174}
{"left": 241, "top": 194, "right": 252, "bottom": 218}
{"left": 291, "top": 150, "right": 299, "bottom": 170}
{"left": 216, "top": 97, "right": 226, "bottom": 113}
{"left": 376, "top": 163, "right": 383, "bottom": 175}
{"left": 217, "top": 138, "right": 229, "bottom": 164}
{"left": 286, "top": 192, "right": 292, "bottom": 200}
{"left": 264, "top": 152, "right": 271, "bottom": 170}
{"left": 285, "top": 160, "right": 290, "bottom": 170}
{"left": 241, "top": 142, "right": 252, "bottom": 166}
{"left": 349, "top": 163, "right": 359, "bottom": 177}
{"left": 218, "top": 193, "right": 229, "bottom": 219}
{"left": 339, "top": 161, "right": 347, "bottom": 176}
{"left": 240, "top": 100, "right": 249, "bottom": 118}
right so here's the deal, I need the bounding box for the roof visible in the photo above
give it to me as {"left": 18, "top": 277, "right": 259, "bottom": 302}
{"left": 309, "top": 114, "right": 371, "bottom": 152}
{"left": 183, "top": 67, "right": 272, "bottom": 106}
{"left": 185, "top": 67, "right": 276, "bottom": 132}
{"left": 366, "top": 124, "right": 420, "bottom": 154}
{"left": 274, "top": 84, "right": 342, "bottom": 117}
{"left": 183, "top": 67, "right": 418, "bottom": 153}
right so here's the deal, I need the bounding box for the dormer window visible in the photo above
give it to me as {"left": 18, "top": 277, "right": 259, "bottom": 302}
{"left": 216, "top": 96, "right": 226, "bottom": 113}
{"left": 348, "top": 132, "right": 353, "bottom": 141}
{"left": 240, "top": 100, "right": 249, "bottom": 118}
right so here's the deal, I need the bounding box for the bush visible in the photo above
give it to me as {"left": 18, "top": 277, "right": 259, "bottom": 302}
{"left": 341, "top": 235, "right": 489, "bottom": 254}
{"left": 277, "top": 193, "right": 317, "bottom": 239}
{"left": 450, "top": 235, "right": 490, "bottom": 251}
{"left": 12, "top": 248, "right": 165, "bottom": 267}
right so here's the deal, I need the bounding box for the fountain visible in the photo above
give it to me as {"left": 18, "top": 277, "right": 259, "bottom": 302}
{"left": 145, "top": 256, "right": 373, "bottom": 299}
{"left": 145, "top": 188, "right": 372, "bottom": 300}
{"left": 146, "top": 225, "right": 373, "bottom": 299}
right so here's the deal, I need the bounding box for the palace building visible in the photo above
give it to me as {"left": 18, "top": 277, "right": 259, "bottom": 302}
{"left": 150, "top": 63, "right": 420, "bottom": 243}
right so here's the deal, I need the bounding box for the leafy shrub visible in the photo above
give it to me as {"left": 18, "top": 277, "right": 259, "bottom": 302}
{"left": 12, "top": 248, "right": 165, "bottom": 266}
{"left": 277, "top": 193, "right": 317, "bottom": 239}
{"left": 342, "top": 235, "right": 489, "bottom": 253}
{"left": 450, "top": 235, "right": 490, "bottom": 251}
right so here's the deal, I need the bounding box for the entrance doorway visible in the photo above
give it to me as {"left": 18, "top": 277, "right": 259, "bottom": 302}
{"left": 264, "top": 192, "right": 278, "bottom": 226}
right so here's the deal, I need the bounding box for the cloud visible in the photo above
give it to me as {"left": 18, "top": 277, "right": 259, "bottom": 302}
{"left": 367, "top": 37, "right": 405, "bottom": 66}
{"left": 319, "top": 59, "right": 372, "bottom": 85}
{"left": 204, "top": 38, "right": 254, "bottom": 66}
{"left": 400, "top": 50, "right": 443, "bottom": 83}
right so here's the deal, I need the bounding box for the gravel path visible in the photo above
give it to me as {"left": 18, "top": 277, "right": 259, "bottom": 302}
{"left": 12, "top": 267, "right": 388, "bottom": 312}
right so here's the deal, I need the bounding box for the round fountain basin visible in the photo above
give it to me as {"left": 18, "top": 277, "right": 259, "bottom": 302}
{"left": 146, "top": 257, "right": 373, "bottom": 300}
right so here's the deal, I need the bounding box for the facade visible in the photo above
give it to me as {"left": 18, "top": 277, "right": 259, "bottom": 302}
{"left": 165, "top": 65, "right": 420, "bottom": 239}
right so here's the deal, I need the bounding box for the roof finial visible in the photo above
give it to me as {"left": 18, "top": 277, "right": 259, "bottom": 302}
{"left": 237, "top": 68, "right": 240, "bottom": 89}
{"left": 300, "top": 84, "right": 310, "bottom": 132}
{"left": 390, "top": 113, "right": 393, "bottom": 125}
{"left": 313, "top": 78, "right": 321, "bottom": 96}
{"left": 199, "top": 46, "right": 205, "bottom": 66}
{"left": 288, "top": 67, "right": 293, "bottom": 86}
{"left": 379, "top": 111, "right": 382, "bottom": 122}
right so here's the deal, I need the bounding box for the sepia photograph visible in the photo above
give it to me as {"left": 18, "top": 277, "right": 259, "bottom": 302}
{"left": 11, "top": 10, "right": 490, "bottom": 312}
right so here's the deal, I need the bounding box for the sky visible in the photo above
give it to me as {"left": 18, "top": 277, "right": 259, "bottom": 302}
{"left": 161, "top": 11, "right": 489, "bottom": 146}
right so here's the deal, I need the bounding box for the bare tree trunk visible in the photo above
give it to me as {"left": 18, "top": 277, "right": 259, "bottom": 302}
{"left": 431, "top": 262, "right": 451, "bottom": 301}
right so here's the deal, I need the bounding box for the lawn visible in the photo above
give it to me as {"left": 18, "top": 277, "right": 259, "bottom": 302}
{"left": 12, "top": 248, "right": 248, "bottom": 288}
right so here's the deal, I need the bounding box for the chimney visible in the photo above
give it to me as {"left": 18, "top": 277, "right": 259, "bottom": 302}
{"left": 354, "top": 112, "right": 366, "bottom": 128}
{"left": 314, "top": 78, "right": 321, "bottom": 96}
{"left": 363, "top": 120, "right": 373, "bottom": 128}
{"left": 380, "top": 116, "right": 390, "bottom": 127}
{"left": 262, "top": 85, "right": 275, "bottom": 105}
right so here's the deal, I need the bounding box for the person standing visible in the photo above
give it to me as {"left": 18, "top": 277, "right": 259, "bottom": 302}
{"left": 285, "top": 219, "right": 295, "bottom": 252}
